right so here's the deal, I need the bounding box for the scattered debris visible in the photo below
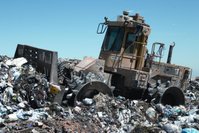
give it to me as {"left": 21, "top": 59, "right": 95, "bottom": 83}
{"left": 0, "top": 55, "right": 199, "bottom": 132}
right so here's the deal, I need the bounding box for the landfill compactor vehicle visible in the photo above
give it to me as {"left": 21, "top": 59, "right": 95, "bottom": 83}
{"left": 14, "top": 11, "right": 191, "bottom": 106}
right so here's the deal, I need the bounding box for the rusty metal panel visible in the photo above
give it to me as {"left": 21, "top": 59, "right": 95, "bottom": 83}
{"left": 74, "top": 57, "right": 105, "bottom": 74}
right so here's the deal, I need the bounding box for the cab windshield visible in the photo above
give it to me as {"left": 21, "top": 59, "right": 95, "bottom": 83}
{"left": 102, "top": 26, "right": 124, "bottom": 52}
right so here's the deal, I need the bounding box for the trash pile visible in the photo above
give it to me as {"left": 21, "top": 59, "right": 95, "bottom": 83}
{"left": 0, "top": 55, "right": 199, "bottom": 133}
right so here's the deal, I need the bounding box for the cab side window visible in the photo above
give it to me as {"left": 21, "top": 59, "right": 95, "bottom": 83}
{"left": 124, "top": 33, "right": 136, "bottom": 54}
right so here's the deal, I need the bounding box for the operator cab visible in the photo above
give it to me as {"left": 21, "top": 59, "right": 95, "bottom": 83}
{"left": 98, "top": 11, "right": 151, "bottom": 74}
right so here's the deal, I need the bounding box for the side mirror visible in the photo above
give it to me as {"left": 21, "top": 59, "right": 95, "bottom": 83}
{"left": 97, "top": 23, "right": 107, "bottom": 34}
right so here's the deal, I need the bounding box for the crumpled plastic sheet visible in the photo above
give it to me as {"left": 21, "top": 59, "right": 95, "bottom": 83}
{"left": 182, "top": 128, "right": 199, "bottom": 133}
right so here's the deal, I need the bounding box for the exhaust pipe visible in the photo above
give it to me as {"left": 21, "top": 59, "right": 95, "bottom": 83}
{"left": 167, "top": 42, "right": 175, "bottom": 64}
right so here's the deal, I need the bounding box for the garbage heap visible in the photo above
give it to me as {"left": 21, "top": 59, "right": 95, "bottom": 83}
{"left": 0, "top": 55, "right": 199, "bottom": 133}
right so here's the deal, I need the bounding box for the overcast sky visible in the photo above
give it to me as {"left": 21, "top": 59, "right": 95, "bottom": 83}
{"left": 0, "top": 0, "right": 199, "bottom": 77}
